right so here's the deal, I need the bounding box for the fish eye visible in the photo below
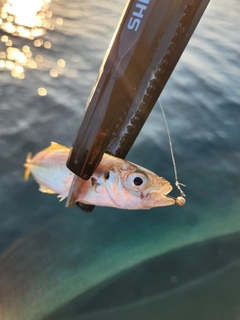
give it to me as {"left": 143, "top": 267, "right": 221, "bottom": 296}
{"left": 126, "top": 172, "right": 148, "bottom": 191}
{"left": 134, "top": 177, "right": 143, "bottom": 186}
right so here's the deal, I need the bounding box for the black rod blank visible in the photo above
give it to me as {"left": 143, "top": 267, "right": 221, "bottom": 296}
{"left": 67, "top": 0, "right": 210, "bottom": 181}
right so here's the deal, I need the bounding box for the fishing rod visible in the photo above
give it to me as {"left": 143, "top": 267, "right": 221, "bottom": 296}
{"left": 66, "top": 0, "right": 210, "bottom": 212}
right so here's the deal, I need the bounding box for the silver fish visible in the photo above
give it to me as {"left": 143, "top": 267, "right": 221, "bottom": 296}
{"left": 24, "top": 142, "right": 175, "bottom": 209}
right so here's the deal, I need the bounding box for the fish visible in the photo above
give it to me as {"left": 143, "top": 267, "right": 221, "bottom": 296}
{"left": 23, "top": 142, "right": 175, "bottom": 209}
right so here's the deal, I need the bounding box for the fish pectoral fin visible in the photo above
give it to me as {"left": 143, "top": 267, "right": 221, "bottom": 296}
{"left": 39, "top": 184, "right": 56, "bottom": 194}
{"left": 57, "top": 194, "right": 66, "bottom": 202}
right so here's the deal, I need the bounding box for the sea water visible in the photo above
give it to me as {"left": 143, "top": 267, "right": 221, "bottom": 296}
{"left": 0, "top": 1, "right": 239, "bottom": 320}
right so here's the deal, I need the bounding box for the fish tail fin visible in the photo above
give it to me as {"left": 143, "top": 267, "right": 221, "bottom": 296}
{"left": 23, "top": 152, "right": 32, "bottom": 181}
{"left": 26, "top": 152, "right": 32, "bottom": 163}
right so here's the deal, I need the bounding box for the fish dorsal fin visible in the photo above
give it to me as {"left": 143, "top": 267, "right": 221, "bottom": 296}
{"left": 49, "top": 141, "right": 69, "bottom": 150}
{"left": 39, "top": 184, "right": 56, "bottom": 194}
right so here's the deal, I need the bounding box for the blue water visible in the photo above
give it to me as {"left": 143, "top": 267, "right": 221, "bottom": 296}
{"left": 0, "top": 0, "right": 240, "bottom": 319}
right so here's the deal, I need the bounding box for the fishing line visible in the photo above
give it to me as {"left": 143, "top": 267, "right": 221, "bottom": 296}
{"left": 159, "top": 100, "right": 186, "bottom": 206}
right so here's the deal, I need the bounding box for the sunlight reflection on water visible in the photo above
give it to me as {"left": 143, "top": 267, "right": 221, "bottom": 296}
{"left": 1, "top": 0, "right": 52, "bottom": 35}
{"left": 0, "top": 0, "right": 65, "bottom": 87}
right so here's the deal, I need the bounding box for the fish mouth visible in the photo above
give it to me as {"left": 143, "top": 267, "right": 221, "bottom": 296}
{"left": 161, "top": 181, "right": 174, "bottom": 195}
{"left": 162, "top": 192, "right": 176, "bottom": 206}
{"left": 148, "top": 182, "right": 175, "bottom": 207}
{"left": 165, "top": 194, "right": 176, "bottom": 203}
{"left": 163, "top": 183, "right": 176, "bottom": 205}
{"left": 148, "top": 193, "right": 175, "bottom": 208}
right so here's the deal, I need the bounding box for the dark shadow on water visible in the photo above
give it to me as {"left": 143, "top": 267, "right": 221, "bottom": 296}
{"left": 44, "top": 232, "right": 240, "bottom": 320}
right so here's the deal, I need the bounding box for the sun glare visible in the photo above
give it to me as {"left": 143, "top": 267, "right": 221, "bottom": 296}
{"left": 0, "top": 0, "right": 65, "bottom": 84}
{"left": 1, "top": 0, "right": 52, "bottom": 38}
